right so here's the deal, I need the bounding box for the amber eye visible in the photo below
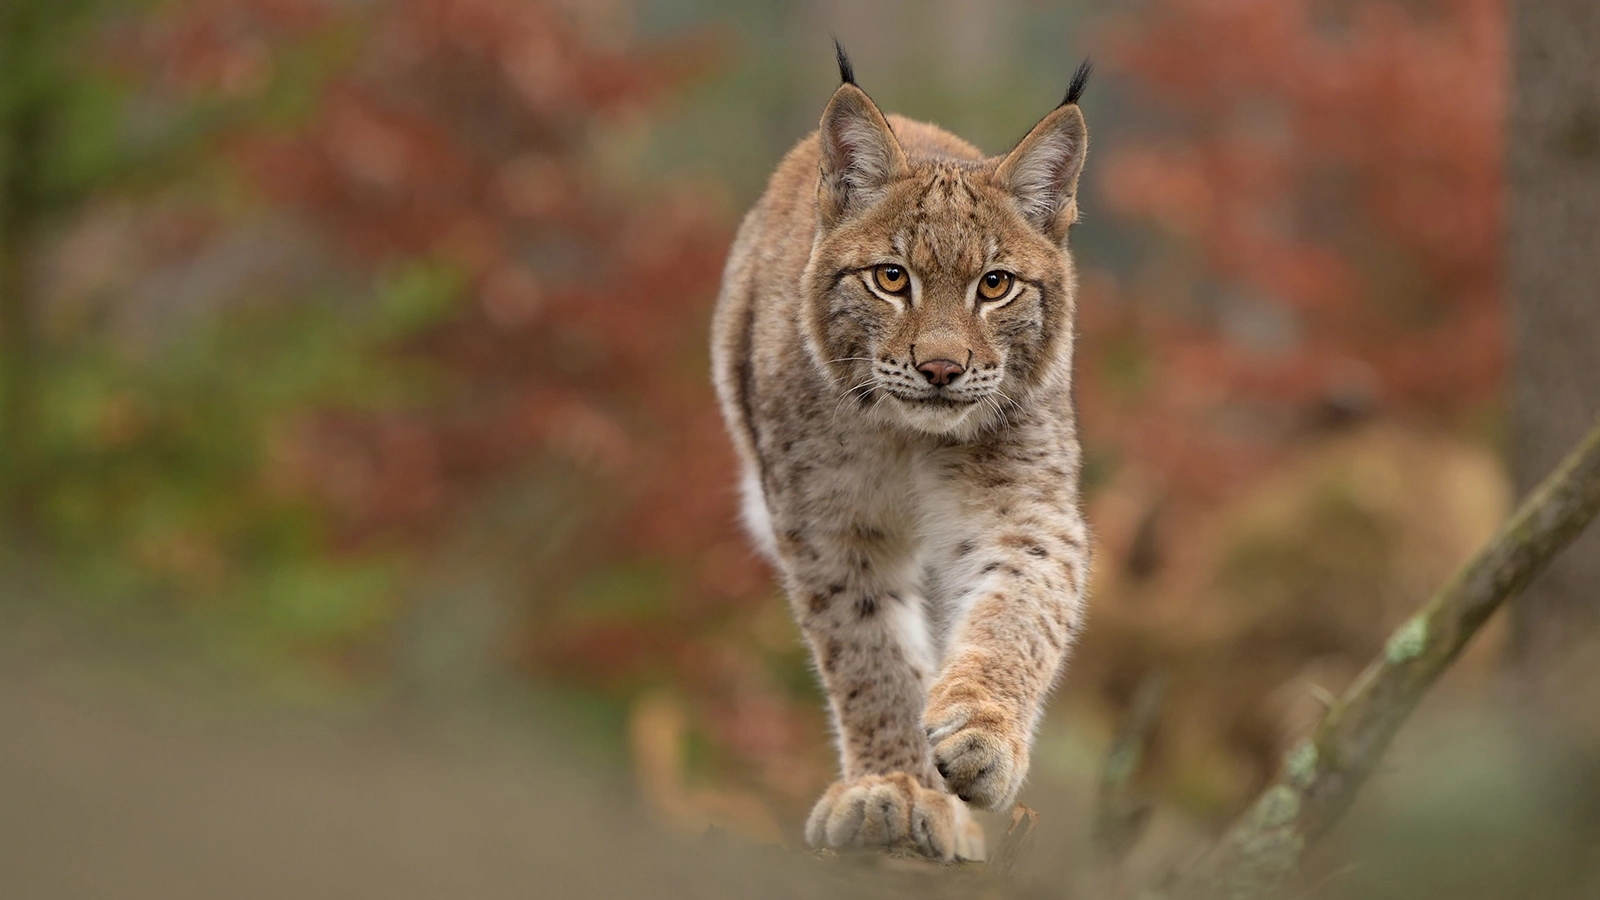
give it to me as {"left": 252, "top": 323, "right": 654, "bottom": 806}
{"left": 977, "top": 271, "right": 1014, "bottom": 302}
{"left": 873, "top": 264, "right": 910, "bottom": 295}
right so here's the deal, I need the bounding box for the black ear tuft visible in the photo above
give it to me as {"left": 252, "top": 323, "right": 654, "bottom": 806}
{"left": 834, "top": 37, "right": 856, "bottom": 86}
{"left": 1061, "top": 58, "right": 1092, "bottom": 107}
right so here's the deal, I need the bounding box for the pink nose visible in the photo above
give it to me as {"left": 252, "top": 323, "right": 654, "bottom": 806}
{"left": 916, "top": 359, "right": 965, "bottom": 386}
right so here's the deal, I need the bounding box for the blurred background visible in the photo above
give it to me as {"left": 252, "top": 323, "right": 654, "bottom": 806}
{"left": 3, "top": 0, "right": 1597, "bottom": 897}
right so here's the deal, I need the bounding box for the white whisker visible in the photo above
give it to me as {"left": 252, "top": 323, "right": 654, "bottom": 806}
{"left": 832, "top": 378, "right": 879, "bottom": 424}
{"left": 983, "top": 394, "right": 1014, "bottom": 438}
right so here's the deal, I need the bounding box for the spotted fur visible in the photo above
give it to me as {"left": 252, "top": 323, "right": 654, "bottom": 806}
{"left": 711, "top": 57, "right": 1093, "bottom": 861}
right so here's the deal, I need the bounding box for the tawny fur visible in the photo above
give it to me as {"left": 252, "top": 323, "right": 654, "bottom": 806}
{"left": 711, "top": 71, "right": 1092, "bottom": 862}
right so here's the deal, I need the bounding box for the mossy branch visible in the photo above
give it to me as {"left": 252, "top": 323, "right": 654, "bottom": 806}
{"left": 1093, "top": 675, "right": 1163, "bottom": 867}
{"left": 1176, "top": 418, "right": 1600, "bottom": 900}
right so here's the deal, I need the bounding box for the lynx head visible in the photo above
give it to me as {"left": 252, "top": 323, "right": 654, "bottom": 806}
{"left": 801, "top": 47, "right": 1090, "bottom": 439}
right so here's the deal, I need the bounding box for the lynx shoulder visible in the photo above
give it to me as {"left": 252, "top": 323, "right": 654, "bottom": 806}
{"left": 711, "top": 46, "right": 1094, "bottom": 861}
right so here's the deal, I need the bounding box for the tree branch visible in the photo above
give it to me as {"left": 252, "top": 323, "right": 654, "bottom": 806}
{"left": 1093, "top": 674, "right": 1163, "bottom": 868}
{"left": 989, "top": 805, "right": 1040, "bottom": 881}
{"left": 1175, "top": 417, "right": 1600, "bottom": 900}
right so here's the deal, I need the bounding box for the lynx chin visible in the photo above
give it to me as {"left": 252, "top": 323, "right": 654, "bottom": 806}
{"left": 711, "top": 44, "right": 1094, "bottom": 861}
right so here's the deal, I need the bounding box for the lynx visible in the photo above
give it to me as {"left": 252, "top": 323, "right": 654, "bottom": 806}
{"left": 710, "top": 45, "right": 1093, "bottom": 861}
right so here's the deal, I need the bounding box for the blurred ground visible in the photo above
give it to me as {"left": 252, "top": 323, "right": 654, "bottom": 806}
{"left": 6, "top": 611, "right": 1598, "bottom": 900}
{"left": 0, "top": 622, "right": 1018, "bottom": 900}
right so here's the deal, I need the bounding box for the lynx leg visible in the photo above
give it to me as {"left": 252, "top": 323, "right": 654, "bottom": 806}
{"left": 777, "top": 518, "right": 967, "bottom": 856}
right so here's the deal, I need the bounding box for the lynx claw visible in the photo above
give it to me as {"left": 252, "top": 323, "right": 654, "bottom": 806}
{"left": 924, "top": 701, "right": 1028, "bottom": 811}
{"left": 804, "top": 773, "right": 985, "bottom": 861}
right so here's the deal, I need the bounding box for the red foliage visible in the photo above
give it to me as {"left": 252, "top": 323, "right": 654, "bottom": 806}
{"left": 1084, "top": 0, "right": 1504, "bottom": 503}
{"left": 260, "top": 12, "right": 706, "bottom": 507}
{"left": 147, "top": 0, "right": 761, "bottom": 660}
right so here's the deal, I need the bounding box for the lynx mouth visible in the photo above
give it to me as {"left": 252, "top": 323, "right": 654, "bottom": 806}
{"left": 880, "top": 392, "right": 984, "bottom": 436}
{"left": 883, "top": 389, "right": 979, "bottom": 408}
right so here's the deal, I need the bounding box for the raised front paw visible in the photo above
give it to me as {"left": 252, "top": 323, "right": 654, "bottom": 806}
{"left": 804, "top": 772, "right": 985, "bottom": 861}
{"left": 923, "top": 694, "right": 1030, "bottom": 811}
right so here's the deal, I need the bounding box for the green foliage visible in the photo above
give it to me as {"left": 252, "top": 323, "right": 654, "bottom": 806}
{"left": 375, "top": 260, "right": 466, "bottom": 338}
{"left": 2, "top": 0, "right": 151, "bottom": 212}
{"left": 22, "top": 258, "right": 464, "bottom": 658}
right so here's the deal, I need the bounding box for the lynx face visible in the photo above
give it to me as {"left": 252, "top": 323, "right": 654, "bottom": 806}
{"left": 800, "top": 83, "right": 1087, "bottom": 438}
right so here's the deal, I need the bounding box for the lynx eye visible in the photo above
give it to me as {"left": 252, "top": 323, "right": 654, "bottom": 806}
{"left": 872, "top": 264, "right": 910, "bottom": 295}
{"left": 977, "top": 271, "right": 1014, "bottom": 302}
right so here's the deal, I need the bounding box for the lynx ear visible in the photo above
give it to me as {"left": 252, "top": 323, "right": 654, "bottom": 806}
{"left": 817, "top": 82, "right": 907, "bottom": 227}
{"left": 996, "top": 98, "right": 1089, "bottom": 242}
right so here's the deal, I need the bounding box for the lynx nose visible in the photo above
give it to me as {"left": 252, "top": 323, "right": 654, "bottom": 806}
{"left": 916, "top": 358, "right": 965, "bottom": 386}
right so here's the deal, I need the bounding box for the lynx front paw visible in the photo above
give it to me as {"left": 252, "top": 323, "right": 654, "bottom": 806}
{"left": 924, "top": 697, "right": 1029, "bottom": 811}
{"left": 804, "top": 773, "right": 985, "bottom": 861}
